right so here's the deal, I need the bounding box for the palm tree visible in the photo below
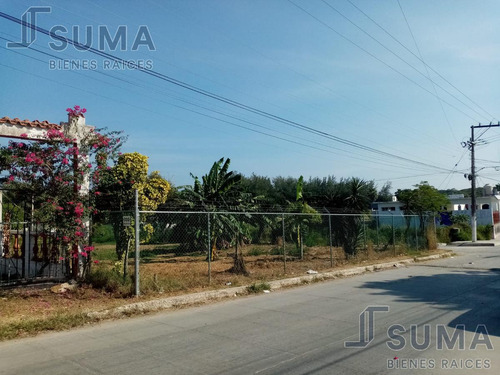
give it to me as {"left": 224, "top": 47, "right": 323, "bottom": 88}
{"left": 331, "top": 178, "right": 376, "bottom": 257}
{"left": 181, "top": 158, "right": 252, "bottom": 270}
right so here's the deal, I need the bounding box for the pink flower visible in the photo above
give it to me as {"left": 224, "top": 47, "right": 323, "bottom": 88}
{"left": 20, "top": 133, "right": 28, "bottom": 138}
{"left": 93, "top": 260, "right": 99, "bottom": 264}
{"left": 62, "top": 158, "right": 69, "bottom": 165}
{"left": 81, "top": 252, "right": 88, "bottom": 257}
{"left": 59, "top": 256, "right": 65, "bottom": 261}
{"left": 8, "top": 175, "right": 14, "bottom": 181}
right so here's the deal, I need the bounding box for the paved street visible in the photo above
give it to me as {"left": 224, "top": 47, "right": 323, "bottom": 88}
{"left": 1, "top": 245, "right": 499, "bottom": 374}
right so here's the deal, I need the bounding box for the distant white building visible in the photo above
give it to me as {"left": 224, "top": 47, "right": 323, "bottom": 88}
{"left": 371, "top": 185, "right": 500, "bottom": 238}
{"left": 371, "top": 195, "right": 404, "bottom": 215}
{"left": 444, "top": 185, "right": 500, "bottom": 238}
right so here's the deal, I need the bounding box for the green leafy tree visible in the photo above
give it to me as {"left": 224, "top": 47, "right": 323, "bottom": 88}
{"left": 376, "top": 181, "right": 393, "bottom": 202}
{"left": 95, "top": 152, "right": 171, "bottom": 268}
{"left": 285, "top": 176, "right": 321, "bottom": 258}
{"left": 330, "top": 178, "right": 377, "bottom": 256}
{"left": 0, "top": 106, "right": 124, "bottom": 278}
{"left": 180, "top": 158, "right": 255, "bottom": 273}
{"left": 396, "top": 182, "right": 449, "bottom": 233}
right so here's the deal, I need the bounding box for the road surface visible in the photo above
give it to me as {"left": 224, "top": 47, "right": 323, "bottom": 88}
{"left": 1, "top": 245, "right": 499, "bottom": 374}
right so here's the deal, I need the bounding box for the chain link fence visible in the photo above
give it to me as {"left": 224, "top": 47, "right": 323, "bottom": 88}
{"left": 92, "top": 210, "right": 435, "bottom": 295}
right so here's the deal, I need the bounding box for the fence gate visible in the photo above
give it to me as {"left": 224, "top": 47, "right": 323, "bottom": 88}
{"left": 0, "top": 222, "right": 68, "bottom": 286}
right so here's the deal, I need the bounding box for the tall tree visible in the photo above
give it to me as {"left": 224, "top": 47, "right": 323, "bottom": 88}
{"left": 95, "top": 152, "right": 171, "bottom": 264}
{"left": 396, "top": 182, "right": 449, "bottom": 233}
{"left": 286, "top": 176, "right": 320, "bottom": 259}
{"left": 330, "top": 178, "right": 377, "bottom": 256}
{"left": 376, "top": 181, "right": 393, "bottom": 202}
{"left": 180, "top": 157, "right": 254, "bottom": 273}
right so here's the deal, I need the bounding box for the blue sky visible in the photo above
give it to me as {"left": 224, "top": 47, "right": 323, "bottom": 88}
{"left": 1, "top": 0, "right": 499, "bottom": 193}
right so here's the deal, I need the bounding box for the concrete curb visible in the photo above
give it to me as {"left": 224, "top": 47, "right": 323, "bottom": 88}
{"left": 88, "top": 251, "right": 453, "bottom": 319}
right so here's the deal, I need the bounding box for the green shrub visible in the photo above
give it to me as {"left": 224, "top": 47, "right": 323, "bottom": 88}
{"left": 304, "top": 229, "right": 328, "bottom": 247}
{"left": 436, "top": 227, "right": 450, "bottom": 243}
{"left": 477, "top": 225, "right": 492, "bottom": 240}
{"left": 85, "top": 267, "right": 133, "bottom": 296}
{"left": 450, "top": 226, "right": 471, "bottom": 241}
{"left": 92, "top": 224, "right": 115, "bottom": 243}
{"left": 247, "top": 282, "right": 271, "bottom": 293}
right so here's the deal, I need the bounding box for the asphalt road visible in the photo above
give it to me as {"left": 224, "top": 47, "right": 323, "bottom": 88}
{"left": 1, "top": 245, "right": 499, "bottom": 374}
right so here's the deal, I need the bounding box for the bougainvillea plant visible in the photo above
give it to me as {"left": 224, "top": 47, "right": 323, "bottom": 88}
{"left": 0, "top": 106, "right": 125, "bottom": 277}
{"left": 66, "top": 105, "right": 86, "bottom": 118}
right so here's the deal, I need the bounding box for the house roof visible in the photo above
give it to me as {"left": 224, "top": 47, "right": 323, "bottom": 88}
{"left": 0, "top": 116, "right": 61, "bottom": 130}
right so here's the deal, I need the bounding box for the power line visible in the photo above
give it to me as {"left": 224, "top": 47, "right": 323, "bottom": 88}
{"left": 395, "top": 0, "right": 457, "bottom": 144}
{"left": 41, "top": 0, "right": 455, "bottom": 159}
{"left": 320, "top": 0, "right": 484, "bottom": 127}
{"left": 144, "top": 0, "right": 452, "bottom": 154}
{"left": 0, "top": 54, "right": 443, "bottom": 176}
{"left": 0, "top": 11, "right": 458, "bottom": 174}
{"left": 345, "top": 0, "right": 497, "bottom": 122}
{"left": 0, "top": 37, "right": 442, "bottom": 172}
{"left": 287, "top": 0, "right": 482, "bottom": 122}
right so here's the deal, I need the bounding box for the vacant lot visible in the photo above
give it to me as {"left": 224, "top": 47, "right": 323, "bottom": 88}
{"left": 0, "top": 242, "right": 442, "bottom": 341}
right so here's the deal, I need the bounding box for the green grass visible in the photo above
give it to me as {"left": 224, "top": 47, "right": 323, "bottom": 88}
{"left": 93, "top": 245, "right": 118, "bottom": 261}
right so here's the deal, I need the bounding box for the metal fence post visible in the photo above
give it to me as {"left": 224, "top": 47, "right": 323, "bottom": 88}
{"left": 392, "top": 214, "right": 395, "bottom": 256}
{"left": 207, "top": 212, "right": 211, "bottom": 284}
{"left": 328, "top": 214, "right": 333, "bottom": 267}
{"left": 415, "top": 216, "right": 418, "bottom": 250}
{"left": 363, "top": 216, "right": 367, "bottom": 250}
{"left": 376, "top": 214, "right": 379, "bottom": 249}
{"left": 282, "top": 213, "right": 286, "bottom": 273}
{"left": 134, "top": 189, "right": 140, "bottom": 297}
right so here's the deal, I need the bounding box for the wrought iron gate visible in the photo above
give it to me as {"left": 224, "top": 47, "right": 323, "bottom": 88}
{"left": 1, "top": 221, "right": 68, "bottom": 286}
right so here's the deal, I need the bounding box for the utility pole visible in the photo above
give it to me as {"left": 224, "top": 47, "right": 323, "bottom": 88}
{"left": 464, "top": 122, "right": 500, "bottom": 242}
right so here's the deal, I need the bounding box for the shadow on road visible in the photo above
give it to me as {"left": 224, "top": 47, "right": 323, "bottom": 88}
{"left": 360, "top": 268, "right": 500, "bottom": 337}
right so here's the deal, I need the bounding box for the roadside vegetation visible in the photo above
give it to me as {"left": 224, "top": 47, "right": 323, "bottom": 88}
{"left": 0, "top": 107, "right": 460, "bottom": 341}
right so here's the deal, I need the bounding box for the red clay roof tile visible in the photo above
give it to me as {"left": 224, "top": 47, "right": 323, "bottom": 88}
{"left": 0, "top": 116, "right": 61, "bottom": 130}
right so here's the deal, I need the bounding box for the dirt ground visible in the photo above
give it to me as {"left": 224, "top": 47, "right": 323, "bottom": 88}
{"left": 138, "top": 244, "right": 406, "bottom": 293}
